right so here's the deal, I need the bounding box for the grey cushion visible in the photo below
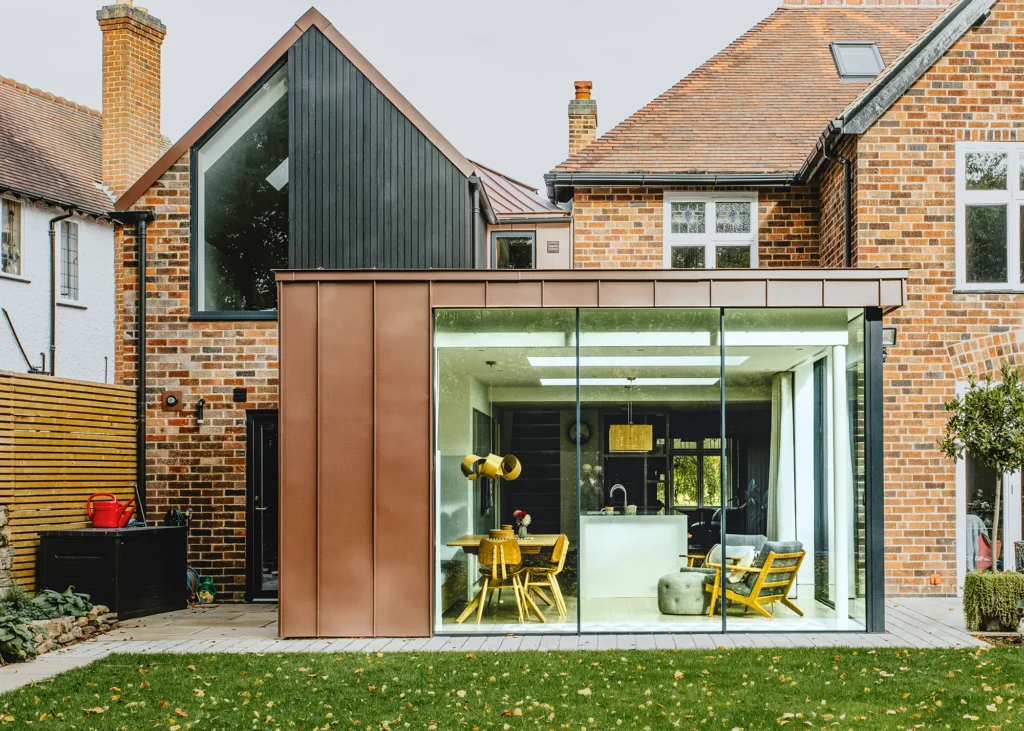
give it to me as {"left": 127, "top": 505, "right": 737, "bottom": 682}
{"left": 745, "top": 540, "right": 803, "bottom": 596}
{"left": 726, "top": 534, "right": 768, "bottom": 552}
{"left": 658, "top": 572, "right": 711, "bottom": 615}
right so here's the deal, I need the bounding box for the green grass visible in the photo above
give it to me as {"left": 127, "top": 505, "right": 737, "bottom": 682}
{"left": 1, "top": 646, "right": 1023, "bottom": 729}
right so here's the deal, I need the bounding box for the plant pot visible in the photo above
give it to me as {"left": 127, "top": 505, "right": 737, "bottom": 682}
{"left": 963, "top": 570, "right": 1024, "bottom": 632}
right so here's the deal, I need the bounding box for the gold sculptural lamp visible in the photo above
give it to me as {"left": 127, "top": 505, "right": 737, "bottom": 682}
{"left": 461, "top": 453, "right": 521, "bottom": 481}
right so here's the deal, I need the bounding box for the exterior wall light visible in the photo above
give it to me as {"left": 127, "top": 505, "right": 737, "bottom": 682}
{"left": 196, "top": 397, "right": 206, "bottom": 426}
{"left": 882, "top": 326, "right": 898, "bottom": 362}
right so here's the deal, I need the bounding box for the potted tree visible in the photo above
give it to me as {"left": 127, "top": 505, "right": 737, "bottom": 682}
{"left": 940, "top": 362, "right": 1024, "bottom": 632}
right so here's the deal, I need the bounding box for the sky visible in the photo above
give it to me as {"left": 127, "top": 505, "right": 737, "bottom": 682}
{"left": 0, "top": 0, "right": 780, "bottom": 191}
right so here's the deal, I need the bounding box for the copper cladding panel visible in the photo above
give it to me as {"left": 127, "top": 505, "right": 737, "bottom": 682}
{"left": 373, "top": 284, "right": 432, "bottom": 637}
{"left": 823, "top": 280, "right": 880, "bottom": 307}
{"left": 278, "top": 283, "right": 319, "bottom": 637}
{"left": 765, "top": 279, "right": 823, "bottom": 307}
{"left": 317, "top": 284, "right": 375, "bottom": 637}
{"left": 543, "top": 281, "right": 599, "bottom": 307}
{"left": 599, "top": 281, "right": 656, "bottom": 307}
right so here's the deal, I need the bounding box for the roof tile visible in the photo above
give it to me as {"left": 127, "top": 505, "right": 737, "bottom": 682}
{"left": 551, "top": 6, "right": 942, "bottom": 176}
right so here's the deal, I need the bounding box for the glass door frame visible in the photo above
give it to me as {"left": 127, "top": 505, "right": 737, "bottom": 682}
{"left": 246, "top": 409, "right": 279, "bottom": 602}
{"left": 431, "top": 305, "right": 888, "bottom": 634}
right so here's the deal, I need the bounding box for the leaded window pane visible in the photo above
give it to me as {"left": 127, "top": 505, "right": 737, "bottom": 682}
{"left": 965, "top": 152, "right": 1007, "bottom": 191}
{"left": 965, "top": 204, "right": 1007, "bottom": 283}
{"left": 670, "top": 201, "right": 705, "bottom": 234}
{"left": 61, "top": 221, "right": 79, "bottom": 300}
{"left": 1, "top": 199, "right": 21, "bottom": 276}
{"left": 715, "top": 201, "right": 752, "bottom": 234}
{"left": 199, "top": 66, "right": 289, "bottom": 312}
{"left": 715, "top": 245, "right": 751, "bottom": 268}
{"left": 671, "top": 246, "right": 705, "bottom": 269}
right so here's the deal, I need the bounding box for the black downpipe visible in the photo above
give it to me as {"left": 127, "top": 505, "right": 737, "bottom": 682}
{"left": 821, "top": 135, "right": 854, "bottom": 267}
{"left": 110, "top": 210, "right": 156, "bottom": 516}
{"left": 47, "top": 210, "right": 74, "bottom": 375}
{"left": 469, "top": 176, "right": 482, "bottom": 268}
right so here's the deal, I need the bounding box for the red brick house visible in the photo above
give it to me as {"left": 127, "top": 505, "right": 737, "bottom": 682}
{"left": 547, "top": 0, "right": 1021, "bottom": 597}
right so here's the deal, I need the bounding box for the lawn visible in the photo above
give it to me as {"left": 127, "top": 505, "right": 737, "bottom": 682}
{"left": 1, "top": 646, "right": 1022, "bottom": 730}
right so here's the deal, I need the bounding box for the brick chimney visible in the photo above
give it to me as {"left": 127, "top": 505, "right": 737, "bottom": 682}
{"left": 783, "top": 0, "right": 952, "bottom": 5}
{"left": 97, "top": 2, "right": 166, "bottom": 199}
{"left": 568, "top": 81, "right": 598, "bottom": 157}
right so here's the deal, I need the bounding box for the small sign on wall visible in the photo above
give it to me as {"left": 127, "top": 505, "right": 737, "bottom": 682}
{"left": 546, "top": 241, "right": 559, "bottom": 254}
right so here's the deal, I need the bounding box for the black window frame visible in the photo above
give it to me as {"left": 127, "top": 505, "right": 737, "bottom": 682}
{"left": 491, "top": 230, "right": 536, "bottom": 270}
{"left": 189, "top": 59, "right": 288, "bottom": 322}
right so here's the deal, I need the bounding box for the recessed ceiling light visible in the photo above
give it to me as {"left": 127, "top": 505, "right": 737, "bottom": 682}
{"left": 540, "top": 377, "right": 720, "bottom": 387}
{"left": 724, "top": 331, "right": 847, "bottom": 346}
{"left": 528, "top": 356, "right": 747, "bottom": 367}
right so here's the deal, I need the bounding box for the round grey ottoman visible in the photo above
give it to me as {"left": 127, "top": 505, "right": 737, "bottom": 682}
{"left": 658, "top": 571, "right": 711, "bottom": 615}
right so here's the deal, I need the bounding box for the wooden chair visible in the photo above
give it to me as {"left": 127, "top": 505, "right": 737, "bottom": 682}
{"left": 456, "top": 538, "right": 544, "bottom": 624}
{"left": 705, "top": 546, "right": 806, "bottom": 620}
{"left": 519, "top": 534, "right": 569, "bottom": 619}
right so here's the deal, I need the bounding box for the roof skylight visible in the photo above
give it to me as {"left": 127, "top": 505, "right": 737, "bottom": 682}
{"left": 830, "top": 41, "right": 884, "bottom": 81}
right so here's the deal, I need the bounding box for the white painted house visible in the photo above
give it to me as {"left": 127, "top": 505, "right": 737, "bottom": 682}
{"left": 0, "top": 76, "right": 116, "bottom": 383}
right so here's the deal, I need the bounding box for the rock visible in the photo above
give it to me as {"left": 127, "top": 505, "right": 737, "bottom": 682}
{"left": 87, "top": 605, "right": 109, "bottom": 619}
{"left": 77, "top": 616, "right": 89, "bottom": 626}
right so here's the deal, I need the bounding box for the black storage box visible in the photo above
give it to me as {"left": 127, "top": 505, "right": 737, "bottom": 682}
{"left": 37, "top": 526, "right": 186, "bottom": 620}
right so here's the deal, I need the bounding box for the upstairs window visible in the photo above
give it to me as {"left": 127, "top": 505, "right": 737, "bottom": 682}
{"left": 196, "top": 65, "right": 288, "bottom": 316}
{"left": 493, "top": 231, "right": 535, "bottom": 269}
{"left": 2, "top": 199, "right": 22, "bottom": 277}
{"left": 664, "top": 193, "right": 758, "bottom": 269}
{"left": 956, "top": 142, "right": 1024, "bottom": 290}
{"left": 60, "top": 220, "right": 79, "bottom": 300}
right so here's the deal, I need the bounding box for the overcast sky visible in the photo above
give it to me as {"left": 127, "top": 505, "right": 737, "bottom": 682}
{"left": 1, "top": 0, "right": 779, "bottom": 191}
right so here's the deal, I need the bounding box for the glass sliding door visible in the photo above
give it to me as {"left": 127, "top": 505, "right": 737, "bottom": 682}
{"left": 432, "top": 305, "right": 877, "bottom": 635}
{"left": 433, "top": 309, "right": 579, "bottom": 633}
{"left": 721, "top": 308, "right": 867, "bottom": 631}
{"left": 575, "top": 308, "right": 720, "bottom": 633}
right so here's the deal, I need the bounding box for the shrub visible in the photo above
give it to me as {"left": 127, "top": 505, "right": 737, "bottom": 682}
{"left": 0, "top": 615, "right": 42, "bottom": 663}
{"left": 30, "top": 587, "right": 92, "bottom": 619}
{"left": 963, "top": 570, "right": 1024, "bottom": 632}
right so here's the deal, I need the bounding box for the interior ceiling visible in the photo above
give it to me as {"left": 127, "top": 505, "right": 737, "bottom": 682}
{"left": 435, "top": 308, "right": 861, "bottom": 405}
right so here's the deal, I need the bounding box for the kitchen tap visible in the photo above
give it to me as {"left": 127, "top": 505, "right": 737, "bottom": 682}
{"left": 609, "top": 483, "right": 627, "bottom": 513}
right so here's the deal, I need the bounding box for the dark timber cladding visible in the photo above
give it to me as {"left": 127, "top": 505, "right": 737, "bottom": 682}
{"left": 288, "top": 28, "right": 473, "bottom": 269}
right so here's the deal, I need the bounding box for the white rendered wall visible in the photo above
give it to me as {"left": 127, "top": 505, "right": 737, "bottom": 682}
{"left": 0, "top": 199, "right": 115, "bottom": 383}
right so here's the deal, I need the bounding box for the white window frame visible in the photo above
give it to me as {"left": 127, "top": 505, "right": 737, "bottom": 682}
{"left": 663, "top": 192, "right": 758, "bottom": 269}
{"left": 1, "top": 196, "right": 24, "bottom": 279}
{"left": 955, "top": 141, "right": 1024, "bottom": 291}
{"left": 59, "top": 219, "right": 80, "bottom": 302}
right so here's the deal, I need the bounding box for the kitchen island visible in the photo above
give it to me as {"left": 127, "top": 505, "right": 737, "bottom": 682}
{"left": 579, "top": 514, "right": 688, "bottom": 598}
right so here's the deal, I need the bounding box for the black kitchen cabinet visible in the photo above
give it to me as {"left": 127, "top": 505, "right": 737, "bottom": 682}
{"left": 37, "top": 526, "right": 186, "bottom": 620}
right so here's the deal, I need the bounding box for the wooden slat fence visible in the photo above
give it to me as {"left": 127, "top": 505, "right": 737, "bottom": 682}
{"left": 0, "top": 371, "right": 136, "bottom": 590}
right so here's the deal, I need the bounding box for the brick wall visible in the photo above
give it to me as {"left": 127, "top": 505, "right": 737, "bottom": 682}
{"left": 819, "top": 136, "right": 858, "bottom": 268}
{"left": 97, "top": 3, "right": 166, "bottom": 199}
{"left": 855, "top": 0, "right": 1024, "bottom": 595}
{"left": 572, "top": 186, "right": 821, "bottom": 268}
{"left": 118, "top": 156, "right": 278, "bottom": 601}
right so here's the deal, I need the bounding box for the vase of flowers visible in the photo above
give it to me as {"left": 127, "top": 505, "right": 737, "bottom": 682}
{"left": 513, "top": 510, "right": 531, "bottom": 539}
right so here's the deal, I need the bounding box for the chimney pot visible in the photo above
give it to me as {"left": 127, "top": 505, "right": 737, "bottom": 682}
{"left": 574, "top": 81, "right": 593, "bottom": 100}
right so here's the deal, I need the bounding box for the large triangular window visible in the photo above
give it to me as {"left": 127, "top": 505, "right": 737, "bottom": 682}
{"left": 195, "top": 64, "right": 288, "bottom": 315}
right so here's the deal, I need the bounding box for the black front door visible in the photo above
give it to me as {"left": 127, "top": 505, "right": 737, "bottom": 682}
{"left": 246, "top": 410, "right": 279, "bottom": 601}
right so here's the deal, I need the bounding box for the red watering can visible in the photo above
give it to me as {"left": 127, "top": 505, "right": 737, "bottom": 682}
{"left": 86, "top": 492, "right": 136, "bottom": 528}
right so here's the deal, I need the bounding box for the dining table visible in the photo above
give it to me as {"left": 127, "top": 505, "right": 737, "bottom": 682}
{"left": 446, "top": 534, "right": 560, "bottom": 555}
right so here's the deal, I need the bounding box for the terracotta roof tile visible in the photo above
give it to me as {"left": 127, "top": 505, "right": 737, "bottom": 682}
{"left": 0, "top": 75, "right": 110, "bottom": 213}
{"left": 552, "top": 6, "right": 942, "bottom": 176}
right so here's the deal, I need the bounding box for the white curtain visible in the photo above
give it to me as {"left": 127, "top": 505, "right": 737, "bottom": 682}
{"left": 767, "top": 372, "right": 796, "bottom": 542}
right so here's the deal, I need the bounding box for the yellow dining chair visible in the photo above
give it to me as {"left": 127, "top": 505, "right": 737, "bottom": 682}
{"left": 519, "top": 534, "right": 569, "bottom": 619}
{"left": 456, "top": 538, "right": 544, "bottom": 624}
